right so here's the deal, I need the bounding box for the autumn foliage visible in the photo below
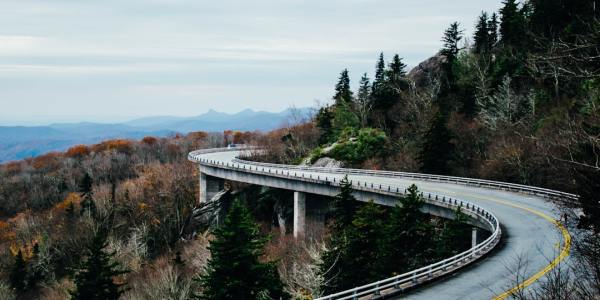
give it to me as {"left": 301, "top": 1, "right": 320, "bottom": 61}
{"left": 66, "top": 145, "right": 91, "bottom": 158}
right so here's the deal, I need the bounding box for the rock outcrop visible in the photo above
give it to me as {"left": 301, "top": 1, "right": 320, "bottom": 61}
{"left": 407, "top": 53, "right": 446, "bottom": 89}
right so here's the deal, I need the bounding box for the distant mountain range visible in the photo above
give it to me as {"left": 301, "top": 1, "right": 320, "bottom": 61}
{"left": 0, "top": 108, "right": 311, "bottom": 163}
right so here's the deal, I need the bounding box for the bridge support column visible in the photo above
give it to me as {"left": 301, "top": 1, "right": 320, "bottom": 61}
{"left": 199, "top": 170, "right": 224, "bottom": 205}
{"left": 293, "top": 191, "right": 306, "bottom": 239}
{"left": 199, "top": 172, "right": 207, "bottom": 205}
{"left": 472, "top": 227, "right": 478, "bottom": 248}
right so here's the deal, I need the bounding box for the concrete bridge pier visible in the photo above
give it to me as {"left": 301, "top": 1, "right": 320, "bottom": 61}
{"left": 472, "top": 227, "right": 478, "bottom": 248}
{"left": 293, "top": 191, "right": 306, "bottom": 238}
{"left": 198, "top": 171, "right": 225, "bottom": 204}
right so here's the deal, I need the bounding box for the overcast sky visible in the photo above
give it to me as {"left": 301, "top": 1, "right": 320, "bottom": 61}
{"left": 0, "top": 0, "right": 502, "bottom": 125}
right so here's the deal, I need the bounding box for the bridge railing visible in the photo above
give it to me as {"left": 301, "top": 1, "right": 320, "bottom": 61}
{"left": 189, "top": 149, "right": 503, "bottom": 299}
{"left": 225, "top": 156, "right": 577, "bottom": 202}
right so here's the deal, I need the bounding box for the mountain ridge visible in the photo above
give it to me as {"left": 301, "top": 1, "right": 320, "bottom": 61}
{"left": 0, "top": 108, "right": 311, "bottom": 163}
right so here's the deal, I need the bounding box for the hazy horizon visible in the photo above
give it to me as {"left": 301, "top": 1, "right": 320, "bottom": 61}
{"left": 1, "top": 0, "right": 502, "bottom": 125}
{"left": 0, "top": 107, "right": 305, "bottom": 126}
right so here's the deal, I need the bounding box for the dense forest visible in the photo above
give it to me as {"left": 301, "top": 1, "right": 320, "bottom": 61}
{"left": 251, "top": 0, "right": 600, "bottom": 298}
{"left": 1, "top": 0, "right": 599, "bottom": 299}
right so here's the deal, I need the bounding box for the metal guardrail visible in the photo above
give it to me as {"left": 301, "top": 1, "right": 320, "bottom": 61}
{"left": 227, "top": 157, "right": 577, "bottom": 202}
{"left": 188, "top": 148, "right": 504, "bottom": 299}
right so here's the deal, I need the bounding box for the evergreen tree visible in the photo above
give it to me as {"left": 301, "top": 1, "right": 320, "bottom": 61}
{"left": 343, "top": 201, "right": 385, "bottom": 286}
{"left": 70, "top": 229, "right": 128, "bottom": 300}
{"left": 386, "top": 54, "right": 407, "bottom": 82}
{"left": 330, "top": 175, "right": 358, "bottom": 232}
{"left": 320, "top": 176, "right": 359, "bottom": 293}
{"left": 529, "top": 0, "right": 596, "bottom": 39}
{"left": 315, "top": 106, "right": 335, "bottom": 144}
{"left": 321, "top": 201, "right": 385, "bottom": 292}
{"left": 27, "top": 242, "right": 45, "bottom": 289}
{"left": 332, "top": 101, "right": 360, "bottom": 136}
{"left": 9, "top": 250, "right": 27, "bottom": 292}
{"left": 371, "top": 53, "right": 390, "bottom": 111}
{"left": 441, "top": 22, "right": 463, "bottom": 62}
{"left": 333, "top": 69, "right": 353, "bottom": 105}
{"left": 499, "top": 0, "right": 525, "bottom": 49}
{"left": 372, "top": 52, "right": 386, "bottom": 94}
{"left": 379, "top": 184, "right": 435, "bottom": 275}
{"left": 474, "top": 12, "right": 490, "bottom": 55}
{"left": 79, "top": 172, "right": 92, "bottom": 195}
{"left": 371, "top": 53, "right": 405, "bottom": 130}
{"left": 196, "top": 199, "right": 287, "bottom": 300}
{"left": 79, "top": 173, "right": 96, "bottom": 217}
{"left": 439, "top": 22, "right": 464, "bottom": 113}
{"left": 488, "top": 12, "right": 499, "bottom": 48}
{"left": 418, "top": 112, "right": 456, "bottom": 175}
{"left": 355, "top": 73, "right": 372, "bottom": 127}
{"left": 436, "top": 208, "right": 472, "bottom": 257}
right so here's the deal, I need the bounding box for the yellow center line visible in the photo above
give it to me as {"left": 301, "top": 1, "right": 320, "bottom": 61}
{"left": 353, "top": 179, "right": 571, "bottom": 298}
{"left": 479, "top": 196, "right": 571, "bottom": 300}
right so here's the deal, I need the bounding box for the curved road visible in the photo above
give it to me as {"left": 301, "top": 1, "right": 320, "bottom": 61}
{"left": 191, "top": 149, "right": 571, "bottom": 300}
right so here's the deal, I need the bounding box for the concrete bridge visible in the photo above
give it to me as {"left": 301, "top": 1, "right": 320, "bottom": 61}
{"left": 188, "top": 147, "right": 574, "bottom": 300}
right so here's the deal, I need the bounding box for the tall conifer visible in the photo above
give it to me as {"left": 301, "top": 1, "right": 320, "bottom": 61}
{"left": 418, "top": 112, "right": 455, "bottom": 175}
{"left": 70, "top": 229, "right": 128, "bottom": 300}
{"left": 196, "top": 200, "right": 287, "bottom": 300}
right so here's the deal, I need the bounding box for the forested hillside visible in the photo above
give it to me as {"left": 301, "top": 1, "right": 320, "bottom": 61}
{"left": 1, "top": 0, "right": 599, "bottom": 299}
{"left": 255, "top": 0, "right": 600, "bottom": 297}
{"left": 299, "top": 0, "right": 600, "bottom": 231}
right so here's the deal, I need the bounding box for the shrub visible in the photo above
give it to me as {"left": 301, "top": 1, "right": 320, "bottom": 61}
{"left": 328, "top": 128, "right": 387, "bottom": 164}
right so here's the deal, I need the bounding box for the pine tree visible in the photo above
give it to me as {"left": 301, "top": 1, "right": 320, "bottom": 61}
{"left": 474, "top": 12, "right": 490, "bottom": 55}
{"left": 343, "top": 201, "right": 385, "bottom": 286}
{"left": 330, "top": 175, "right": 358, "bottom": 232}
{"left": 387, "top": 54, "right": 407, "bottom": 82}
{"left": 196, "top": 199, "right": 287, "bottom": 300}
{"left": 379, "top": 184, "right": 435, "bottom": 275}
{"left": 27, "top": 242, "right": 45, "bottom": 289}
{"left": 488, "top": 12, "right": 499, "bottom": 48}
{"left": 355, "top": 73, "right": 372, "bottom": 127}
{"left": 70, "top": 229, "right": 128, "bottom": 300}
{"left": 441, "top": 22, "right": 463, "bottom": 62}
{"left": 9, "top": 250, "right": 27, "bottom": 292}
{"left": 79, "top": 173, "right": 96, "bottom": 217}
{"left": 316, "top": 106, "right": 335, "bottom": 144}
{"left": 436, "top": 208, "right": 472, "bottom": 257}
{"left": 371, "top": 53, "right": 404, "bottom": 129}
{"left": 332, "top": 100, "right": 359, "bottom": 136}
{"left": 372, "top": 52, "right": 386, "bottom": 94}
{"left": 333, "top": 69, "right": 353, "bottom": 105}
{"left": 321, "top": 201, "right": 385, "bottom": 292}
{"left": 438, "top": 22, "right": 464, "bottom": 113}
{"left": 80, "top": 172, "right": 92, "bottom": 195}
{"left": 499, "top": 0, "right": 525, "bottom": 49}
{"left": 418, "top": 112, "right": 456, "bottom": 175}
{"left": 320, "top": 176, "right": 359, "bottom": 293}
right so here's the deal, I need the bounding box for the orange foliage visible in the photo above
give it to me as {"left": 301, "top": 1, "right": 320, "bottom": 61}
{"left": 53, "top": 193, "right": 81, "bottom": 213}
{"left": 2, "top": 161, "right": 23, "bottom": 175}
{"left": 138, "top": 202, "right": 148, "bottom": 211}
{"left": 0, "top": 220, "right": 13, "bottom": 241}
{"left": 31, "top": 152, "right": 62, "bottom": 170}
{"left": 187, "top": 131, "right": 208, "bottom": 140}
{"left": 142, "top": 136, "right": 158, "bottom": 145}
{"left": 9, "top": 237, "right": 39, "bottom": 260}
{"left": 233, "top": 131, "right": 255, "bottom": 144}
{"left": 65, "top": 144, "right": 90, "bottom": 158}
{"left": 92, "top": 139, "right": 134, "bottom": 154}
{"left": 223, "top": 130, "right": 234, "bottom": 145}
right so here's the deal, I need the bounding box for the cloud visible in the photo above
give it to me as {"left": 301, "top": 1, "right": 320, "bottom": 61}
{"left": 0, "top": 0, "right": 503, "bottom": 123}
{"left": 0, "top": 63, "right": 181, "bottom": 76}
